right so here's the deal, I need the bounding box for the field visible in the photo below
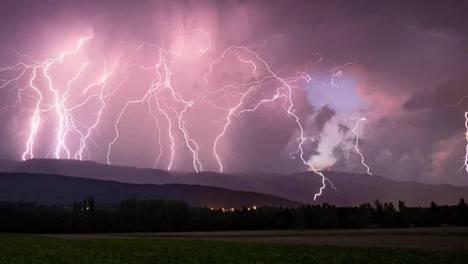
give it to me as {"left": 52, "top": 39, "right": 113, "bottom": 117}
{"left": 1, "top": 228, "right": 468, "bottom": 263}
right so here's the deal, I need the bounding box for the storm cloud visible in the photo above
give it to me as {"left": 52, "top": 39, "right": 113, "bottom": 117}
{"left": 0, "top": 0, "right": 467, "bottom": 186}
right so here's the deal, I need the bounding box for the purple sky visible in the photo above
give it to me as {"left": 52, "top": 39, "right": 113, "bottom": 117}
{"left": 0, "top": 0, "right": 467, "bottom": 186}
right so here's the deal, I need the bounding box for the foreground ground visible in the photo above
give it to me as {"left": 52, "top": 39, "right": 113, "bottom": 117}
{"left": 1, "top": 228, "right": 467, "bottom": 263}
{"left": 50, "top": 227, "right": 468, "bottom": 251}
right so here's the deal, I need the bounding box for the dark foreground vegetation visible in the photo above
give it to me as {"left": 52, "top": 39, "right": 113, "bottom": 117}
{"left": 1, "top": 198, "right": 468, "bottom": 233}
{"left": 1, "top": 235, "right": 468, "bottom": 264}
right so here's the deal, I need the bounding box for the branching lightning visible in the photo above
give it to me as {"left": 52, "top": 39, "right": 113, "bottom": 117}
{"left": 464, "top": 112, "right": 468, "bottom": 173}
{"left": 0, "top": 28, "right": 338, "bottom": 199}
{"left": 204, "top": 46, "right": 333, "bottom": 200}
{"left": 13, "top": 35, "right": 95, "bottom": 160}
{"left": 352, "top": 117, "right": 373, "bottom": 176}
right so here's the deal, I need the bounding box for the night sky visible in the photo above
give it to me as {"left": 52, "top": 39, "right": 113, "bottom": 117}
{"left": 0, "top": 0, "right": 467, "bottom": 186}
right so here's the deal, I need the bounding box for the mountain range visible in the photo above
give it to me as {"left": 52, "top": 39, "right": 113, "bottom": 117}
{"left": 0, "top": 172, "right": 298, "bottom": 207}
{"left": 0, "top": 159, "right": 467, "bottom": 206}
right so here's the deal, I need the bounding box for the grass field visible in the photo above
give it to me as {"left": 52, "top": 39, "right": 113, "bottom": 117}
{"left": 1, "top": 230, "right": 468, "bottom": 264}
{"left": 49, "top": 227, "right": 468, "bottom": 250}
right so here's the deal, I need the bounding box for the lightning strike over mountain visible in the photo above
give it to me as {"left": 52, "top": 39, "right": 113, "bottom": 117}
{"left": 0, "top": 0, "right": 467, "bottom": 208}
{"left": 352, "top": 117, "right": 373, "bottom": 176}
{"left": 0, "top": 26, "right": 340, "bottom": 199}
{"left": 13, "top": 35, "right": 95, "bottom": 160}
{"left": 465, "top": 112, "right": 468, "bottom": 173}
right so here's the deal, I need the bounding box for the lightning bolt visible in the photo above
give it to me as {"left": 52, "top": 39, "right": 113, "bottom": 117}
{"left": 2, "top": 28, "right": 338, "bottom": 199}
{"left": 464, "top": 112, "right": 468, "bottom": 173}
{"left": 75, "top": 59, "right": 120, "bottom": 161}
{"left": 21, "top": 66, "right": 42, "bottom": 160}
{"left": 17, "top": 35, "right": 93, "bottom": 160}
{"left": 330, "top": 62, "right": 353, "bottom": 88}
{"left": 205, "top": 46, "right": 333, "bottom": 200}
{"left": 1, "top": 33, "right": 126, "bottom": 162}
{"left": 352, "top": 117, "right": 373, "bottom": 176}
{"left": 106, "top": 44, "right": 203, "bottom": 172}
{"left": 42, "top": 35, "right": 93, "bottom": 159}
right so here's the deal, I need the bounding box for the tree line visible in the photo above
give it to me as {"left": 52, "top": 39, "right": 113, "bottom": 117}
{"left": 0, "top": 198, "right": 467, "bottom": 233}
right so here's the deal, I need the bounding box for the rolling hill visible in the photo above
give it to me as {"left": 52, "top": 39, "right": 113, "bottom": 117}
{"left": 0, "top": 172, "right": 299, "bottom": 207}
{"left": 1, "top": 159, "right": 467, "bottom": 206}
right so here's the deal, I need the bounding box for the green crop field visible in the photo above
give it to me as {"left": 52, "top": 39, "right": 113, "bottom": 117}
{"left": 0, "top": 234, "right": 467, "bottom": 264}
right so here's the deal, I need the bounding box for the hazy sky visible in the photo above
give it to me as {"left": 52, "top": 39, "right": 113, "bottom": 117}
{"left": 0, "top": 0, "right": 467, "bottom": 186}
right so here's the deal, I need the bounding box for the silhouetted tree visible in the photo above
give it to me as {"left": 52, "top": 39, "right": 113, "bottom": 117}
{"left": 1, "top": 199, "right": 468, "bottom": 233}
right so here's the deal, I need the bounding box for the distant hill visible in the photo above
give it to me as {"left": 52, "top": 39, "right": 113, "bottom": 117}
{"left": 0, "top": 172, "right": 299, "bottom": 208}
{"left": 1, "top": 159, "right": 468, "bottom": 206}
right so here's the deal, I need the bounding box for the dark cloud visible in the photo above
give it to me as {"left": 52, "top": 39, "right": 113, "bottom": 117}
{"left": 404, "top": 75, "right": 468, "bottom": 110}
{"left": 315, "top": 106, "right": 336, "bottom": 132}
{"left": 338, "top": 124, "right": 349, "bottom": 134}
